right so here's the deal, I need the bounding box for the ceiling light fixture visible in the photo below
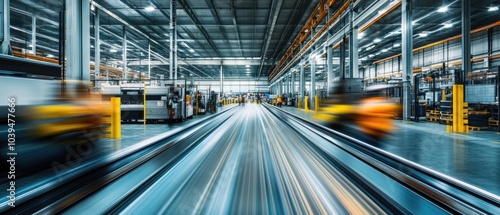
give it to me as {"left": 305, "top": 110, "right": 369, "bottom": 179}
{"left": 91, "top": 4, "right": 95, "bottom": 11}
{"left": 437, "top": 6, "right": 448, "bottom": 13}
{"left": 368, "top": 54, "right": 375, "bottom": 58}
{"left": 382, "top": 49, "right": 388, "bottom": 52}
{"left": 110, "top": 49, "right": 117, "bottom": 53}
{"left": 47, "top": 54, "right": 54, "bottom": 58}
{"left": 443, "top": 23, "right": 453, "bottom": 28}
{"left": 145, "top": 6, "right": 155, "bottom": 12}
{"left": 419, "top": 33, "right": 428, "bottom": 37}
{"left": 488, "top": 6, "right": 498, "bottom": 11}
{"left": 246, "top": 65, "right": 250, "bottom": 68}
{"left": 189, "top": 49, "right": 195, "bottom": 52}
{"left": 373, "top": 38, "right": 381, "bottom": 43}
{"left": 393, "top": 43, "right": 401, "bottom": 47}
{"left": 358, "top": 32, "right": 364, "bottom": 39}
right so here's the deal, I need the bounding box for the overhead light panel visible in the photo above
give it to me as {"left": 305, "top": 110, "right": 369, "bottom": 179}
{"left": 358, "top": 32, "right": 364, "bottom": 39}
{"left": 145, "top": 6, "right": 155, "bottom": 12}
{"left": 488, "top": 6, "right": 498, "bottom": 11}
{"left": 246, "top": 65, "right": 250, "bottom": 68}
{"left": 47, "top": 54, "right": 54, "bottom": 58}
{"left": 91, "top": 4, "right": 95, "bottom": 11}
{"left": 419, "top": 33, "right": 428, "bottom": 37}
{"left": 373, "top": 38, "right": 381, "bottom": 43}
{"left": 189, "top": 49, "right": 195, "bottom": 52}
{"left": 368, "top": 54, "right": 375, "bottom": 58}
{"left": 110, "top": 49, "right": 117, "bottom": 53}
{"left": 437, "top": 6, "right": 448, "bottom": 13}
{"left": 443, "top": 23, "right": 453, "bottom": 28}
{"left": 382, "top": 49, "right": 388, "bottom": 52}
{"left": 393, "top": 43, "right": 401, "bottom": 47}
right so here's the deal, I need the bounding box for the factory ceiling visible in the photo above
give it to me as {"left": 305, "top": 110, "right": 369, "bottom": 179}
{"left": 7, "top": 0, "right": 500, "bottom": 80}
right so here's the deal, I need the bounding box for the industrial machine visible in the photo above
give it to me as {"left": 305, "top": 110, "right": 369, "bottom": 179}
{"left": 316, "top": 78, "right": 397, "bottom": 141}
{"left": 99, "top": 79, "right": 186, "bottom": 123}
{"left": 0, "top": 56, "right": 106, "bottom": 173}
{"left": 193, "top": 90, "right": 208, "bottom": 115}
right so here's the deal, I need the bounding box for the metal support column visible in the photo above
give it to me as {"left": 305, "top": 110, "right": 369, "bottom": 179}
{"left": 291, "top": 70, "right": 296, "bottom": 96}
{"left": 285, "top": 75, "right": 289, "bottom": 94}
{"left": 402, "top": 0, "right": 413, "bottom": 121}
{"left": 94, "top": 9, "right": 100, "bottom": 78}
{"left": 300, "top": 63, "right": 305, "bottom": 105}
{"left": 327, "top": 46, "right": 334, "bottom": 94}
{"left": 66, "top": 0, "right": 90, "bottom": 83}
{"left": 170, "top": 0, "right": 177, "bottom": 80}
{"left": 487, "top": 28, "right": 493, "bottom": 70}
{"left": 122, "top": 26, "right": 127, "bottom": 79}
{"left": 340, "top": 41, "right": 346, "bottom": 79}
{"left": 0, "top": 0, "right": 11, "bottom": 55}
{"left": 220, "top": 62, "right": 223, "bottom": 95}
{"left": 462, "top": 0, "right": 471, "bottom": 101}
{"left": 310, "top": 56, "right": 316, "bottom": 109}
{"left": 31, "top": 16, "right": 36, "bottom": 55}
{"left": 349, "top": 4, "right": 359, "bottom": 78}
{"left": 148, "top": 43, "right": 151, "bottom": 79}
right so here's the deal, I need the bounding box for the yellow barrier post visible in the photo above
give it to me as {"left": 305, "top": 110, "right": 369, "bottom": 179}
{"left": 298, "top": 99, "right": 301, "bottom": 109}
{"left": 442, "top": 89, "right": 446, "bottom": 101}
{"left": 304, "top": 96, "right": 309, "bottom": 111}
{"left": 452, "top": 84, "right": 468, "bottom": 133}
{"left": 111, "top": 97, "right": 121, "bottom": 139}
{"left": 314, "top": 95, "right": 319, "bottom": 112}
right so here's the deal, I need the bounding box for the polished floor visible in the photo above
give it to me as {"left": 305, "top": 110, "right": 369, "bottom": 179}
{"left": 279, "top": 105, "right": 500, "bottom": 196}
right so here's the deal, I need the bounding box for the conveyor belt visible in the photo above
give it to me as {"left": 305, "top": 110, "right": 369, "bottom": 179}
{"left": 2, "top": 104, "right": 499, "bottom": 214}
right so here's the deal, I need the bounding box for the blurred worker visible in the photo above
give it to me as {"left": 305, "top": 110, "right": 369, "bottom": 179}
{"left": 277, "top": 95, "right": 283, "bottom": 107}
{"left": 186, "top": 92, "right": 192, "bottom": 105}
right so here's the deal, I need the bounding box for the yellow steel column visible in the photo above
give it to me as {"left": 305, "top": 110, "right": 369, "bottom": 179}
{"left": 442, "top": 89, "right": 446, "bottom": 101}
{"left": 111, "top": 97, "right": 121, "bottom": 139}
{"left": 452, "top": 85, "right": 458, "bottom": 132}
{"left": 452, "top": 84, "right": 467, "bottom": 133}
{"left": 298, "top": 99, "right": 301, "bottom": 110}
{"left": 304, "top": 96, "right": 309, "bottom": 111}
{"left": 314, "top": 95, "right": 319, "bottom": 112}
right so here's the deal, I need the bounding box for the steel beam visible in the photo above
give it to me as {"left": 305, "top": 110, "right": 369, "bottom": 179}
{"left": 402, "top": 0, "right": 413, "bottom": 121}
{"left": 1, "top": 0, "right": 12, "bottom": 55}
{"left": 178, "top": 0, "right": 221, "bottom": 57}
{"left": 310, "top": 56, "right": 316, "bottom": 109}
{"left": 66, "top": 0, "right": 90, "bottom": 83}
{"left": 128, "top": 58, "right": 271, "bottom": 66}
{"left": 462, "top": 0, "right": 470, "bottom": 100}
{"left": 326, "top": 46, "right": 333, "bottom": 94}
{"left": 257, "top": 0, "right": 283, "bottom": 80}
{"left": 148, "top": 43, "right": 151, "bottom": 79}
{"left": 94, "top": 9, "right": 100, "bottom": 78}
{"left": 349, "top": 4, "right": 359, "bottom": 78}
{"left": 122, "top": 26, "right": 127, "bottom": 79}
{"left": 170, "top": 0, "right": 176, "bottom": 79}
{"left": 340, "top": 41, "right": 346, "bottom": 79}
{"left": 220, "top": 62, "right": 223, "bottom": 95}
{"left": 31, "top": 16, "right": 36, "bottom": 55}
{"left": 229, "top": 0, "right": 243, "bottom": 57}
{"left": 300, "top": 62, "right": 305, "bottom": 103}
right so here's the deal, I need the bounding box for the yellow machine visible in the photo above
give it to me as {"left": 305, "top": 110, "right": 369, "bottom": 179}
{"left": 315, "top": 80, "right": 397, "bottom": 139}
